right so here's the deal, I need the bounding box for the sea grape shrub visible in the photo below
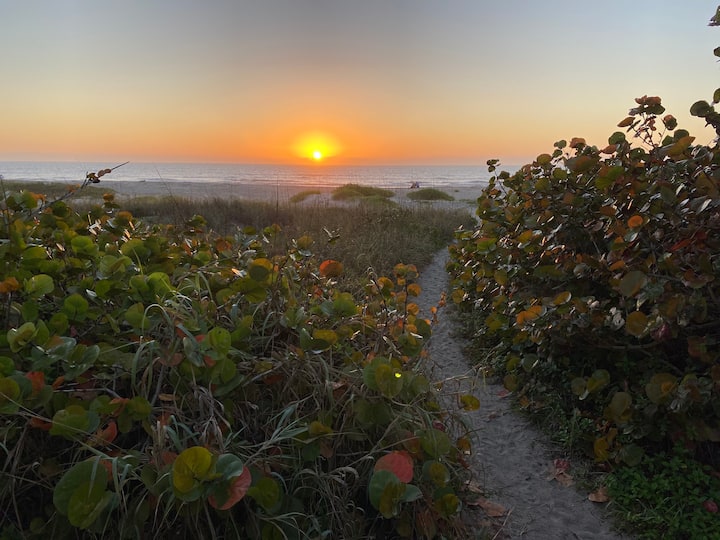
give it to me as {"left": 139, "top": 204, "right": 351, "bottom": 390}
{"left": 0, "top": 186, "right": 468, "bottom": 538}
{"left": 449, "top": 94, "right": 720, "bottom": 464}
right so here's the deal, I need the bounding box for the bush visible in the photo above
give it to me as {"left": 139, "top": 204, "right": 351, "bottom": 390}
{"left": 331, "top": 183, "right": 395, "bottom": 201}
{"left": 449, "top": 74, "right": 720, "bottom": 465}
{"left": 0, "top": 180, "right": 474, "bottom": 538}
{"left": 406, "top": 188, "right": 454, "bottom": 202}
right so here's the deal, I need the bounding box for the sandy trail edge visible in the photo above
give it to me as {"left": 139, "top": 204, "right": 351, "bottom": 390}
{"left": 416, "top": 249, "right": 631, "bottom": 540}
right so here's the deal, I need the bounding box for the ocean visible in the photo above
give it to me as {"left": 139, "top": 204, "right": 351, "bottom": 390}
{"left": 0, "top": 161, "right": 503, "bottom": 191}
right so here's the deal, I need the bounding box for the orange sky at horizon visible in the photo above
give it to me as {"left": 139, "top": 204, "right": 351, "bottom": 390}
{"left": 1, "top": 1, "right": 719, "bottom": 167}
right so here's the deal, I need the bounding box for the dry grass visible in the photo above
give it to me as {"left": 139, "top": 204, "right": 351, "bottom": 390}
{"left": 114, "top": 195, "right": 473, "bottom": 284}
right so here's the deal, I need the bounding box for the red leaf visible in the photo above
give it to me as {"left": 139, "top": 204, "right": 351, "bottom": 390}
{"left": 374, "top": 451, "right": 414, "bottom": 483}
{"left": 704, "top": 499, "right": 718, "bottom": 513}
{"left": 94, "top": 420, "right": 118, "bottom": 446}
{"left": 25, "top": 371, "right": 45, "bottom": 395}
{"left": 319, "top": 259, "right": 343, "bottom": 278}
{"left": 209, "top": 467, "right": 252, "bottom": 510}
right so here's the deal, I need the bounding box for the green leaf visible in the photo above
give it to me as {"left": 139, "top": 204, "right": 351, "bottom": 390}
{"left": 50, "top": 405, "right": 99, "bottom": 440}
{"left": 375, "top": 363, "right": 404, "bottom": 398}
{"left": 67, "top": 479, "right": 113, "bottom": 529}
{"left": 0, "top": 356, "right": 14, "bottom": 377}
{"left": 605, "top": 391, "right": 632, "bottom": 424}
{"left": 418, "top": 428, "right": 451, "bottom": 458}
{"left": 63, "top": 293, "right": 89, "bottom": 321}
{"left": 25, "top": 274, "right": 54, "bottom": 298}
{"left": 368, "top": 470, "right": 401, "bottom": 510}
{"left": 71, "top": 235, "right": 98, "bottom": 257}
{"left": 423, "top": 460, "right": 450, "bottom": 487}
{"left": 331, "top": 292, "right": 358, "bottom": 317}
{"left": 690, "top": 100, "right": 712, "bottom": 117}
{"left": 645, "top": 373, "right": 677, "bottom": 404}
{"left": 208, "top": 327, "right": 232, "bottom": 356}
{"left": 248, "top": 258, "right": 273, "bottom": 282}
{"left": 618, "top": 270, "right": 647, "bottom": 297}
{"left": 7, "top": 322, "right": 37, "bottom": 352}
{"left": 247, "top": 476, "right": 281, "bottom": 513}
{"left": 54, "top": 459, "right": 108, "bottom": 516}
{"left": 0, "top": 377, "right": 21, "bottom": 413}
{"left": 587, "top": 369, "right": 610, "bottom": 393}
{"left": 460, "top": 394, "right": 480, "bottom": 411}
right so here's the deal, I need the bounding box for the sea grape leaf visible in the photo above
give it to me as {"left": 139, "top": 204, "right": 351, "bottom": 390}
{"left": 460, "top": 394, "right": 480, "bottom": 411}
{"left": 378, "top": 481, "right": 407, "bottom": 518}
{"left": 368, "top": 470, "right": 400, "bottom": 510}
{"left": 587, "top": 369, "right": 610, "bottom": 393}
{"left": 247, "top": 476, "right": 281, "bottom": 513}
{"left": 618, "top": 271, "right": 647, "bottom": 297}
{"left": 25, "top": 274, "right": 54, "bottom": 298}
{"left": 0, "top": 357, "right": 14, "bottom": 377}
{"left": 319, "top": 259, "right": 344, "bottom": 278}
{"left": 208, "top": 327, "right": 232, "bottom": 356}
{"left": 67, "top": 479, "right": 113, "bottom": 529}
{"left": 7, "top": 322, "right": 38, "bottom": 352}
{"left": 172, "top": 446, "right": 214, "bottom": 496}
{"left": 374, "top": 451, "right": 414, "bottom": 483}
{"left": 0, "top": 377, "right": 21, "bottom": 413}
{"left": 50, "top": 405, "right": 99, "bottom": 440}
{"left": 208, "top": 467, "right": 252, "bottom": 511}
{"left": 248, "top": 258, "right": 273, "bottom": 282}
{"left": 375, "top": 363, "right": 404, "bottom": 398}
{"left": 418, "top": 428, "right": 451, "bottom": 458}
{"left": 605, "top": 391, "right": 632, "bottom": 424}
{"left": 645, "top": 373, "right": 677, "bottom": 404}
{"left": 423, "top": 461, "right": 450, "bottom": 487}
{"left": 331, "top": 292, "right": 357, "bottom": 317}
{"left": 625, "top": 311, "right": 648, "bottom": 337}
{"left": 63, "top": 293, "right": 89, "bottom": 321}
{"left": 54, "top": 458, "right": 108, "bottom": 516}
{"left": 434, "top": 492, "right": 460, "bottom": 518}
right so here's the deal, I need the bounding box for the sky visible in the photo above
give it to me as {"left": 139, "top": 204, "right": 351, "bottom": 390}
{"left": 1, "top": 1, "right": 718, "bottom": 166}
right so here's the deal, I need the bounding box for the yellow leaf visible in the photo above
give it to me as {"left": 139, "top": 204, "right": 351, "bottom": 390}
{"left": 625, "top": 311, "right": 648, "bottom": 337}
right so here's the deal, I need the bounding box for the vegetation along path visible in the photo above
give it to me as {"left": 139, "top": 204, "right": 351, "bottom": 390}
{"left": 417, "top": 249, "right": 630, "bottom": 540}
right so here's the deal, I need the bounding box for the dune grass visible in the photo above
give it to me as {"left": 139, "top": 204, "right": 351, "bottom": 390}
{"left": 115, "top": 194, "right": 472, "bottom": 285}
{"left": 406, "top": 187, "right": 454, "bottom": 201}
{"left": 331, "top": 183, "right": 395, "bottom": 201}
{"left": 289, "top": 189, "right": 322, "bottom": 203}
{"left": 0, "top": 179, "right": 112, "bottom": 199}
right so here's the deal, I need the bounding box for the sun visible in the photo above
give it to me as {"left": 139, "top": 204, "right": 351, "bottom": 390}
{"left": 291, "top": 131, "right": 341, "bottom": 163}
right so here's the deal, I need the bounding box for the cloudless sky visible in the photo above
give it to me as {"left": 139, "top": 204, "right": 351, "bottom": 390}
{"left": 1, "top": 1, "right": 718, "bottom": 165}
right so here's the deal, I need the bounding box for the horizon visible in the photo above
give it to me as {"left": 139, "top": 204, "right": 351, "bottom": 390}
{"left": 2, "top": 1, "right": 718, "bottom": 166}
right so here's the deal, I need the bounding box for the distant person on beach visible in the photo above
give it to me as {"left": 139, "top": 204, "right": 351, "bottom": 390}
{"left": 410, "top": 181, "right": 420, "bottom": 189}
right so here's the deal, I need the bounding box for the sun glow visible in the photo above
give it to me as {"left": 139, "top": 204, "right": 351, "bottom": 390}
{"left": 292, "top": 131, "right": 341, "bottom": 163}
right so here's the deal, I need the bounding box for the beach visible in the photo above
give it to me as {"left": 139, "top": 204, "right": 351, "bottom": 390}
{"left": 96, "top": 178, "right": 486, "bottom": 208}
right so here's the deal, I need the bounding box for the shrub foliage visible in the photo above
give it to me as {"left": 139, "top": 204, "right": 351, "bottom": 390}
{"left": 0, "top": 182, "right": 472, "bottom": 538}
{"left": 449, "top": 89, "right": 720, "bottom": 465}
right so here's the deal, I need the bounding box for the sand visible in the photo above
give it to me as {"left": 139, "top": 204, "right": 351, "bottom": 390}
{"left": 417, "top": 251, "right": 630, "bottom": 539}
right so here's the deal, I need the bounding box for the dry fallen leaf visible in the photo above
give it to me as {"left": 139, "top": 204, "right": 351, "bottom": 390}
{"left": 588, "top": 486, "right": 609, "bottom": 503}
{"left": 547, "top": 459, "right": 575, "bottom": 487}
{"left": 469, "top": 496, "right": 507, "bottom": 517}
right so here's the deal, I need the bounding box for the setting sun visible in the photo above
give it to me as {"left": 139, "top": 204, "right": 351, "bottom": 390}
{"left": 291, "top": 131, "right": 341, "bottom": 163}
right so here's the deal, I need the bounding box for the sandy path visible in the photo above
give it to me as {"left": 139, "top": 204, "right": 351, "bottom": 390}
{"left": 417, "top": 249, "right": 630, "bottom": 540}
